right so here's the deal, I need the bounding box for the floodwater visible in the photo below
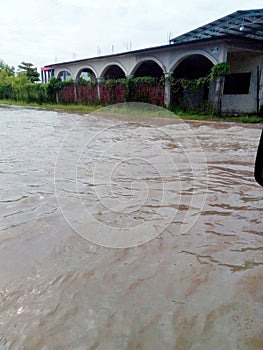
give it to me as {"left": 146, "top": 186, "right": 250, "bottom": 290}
{"left": 0, "top": 104, "right": 263, "bottom": 350}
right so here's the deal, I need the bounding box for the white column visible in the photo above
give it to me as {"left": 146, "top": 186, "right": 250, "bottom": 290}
{"left": 97, "top": 77, "right": 103, "bottom": 101}
{"left": 164, "top": 72, "right": 172, "bottom": 108}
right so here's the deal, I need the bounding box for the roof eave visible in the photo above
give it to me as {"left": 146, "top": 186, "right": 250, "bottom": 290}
{"left": 44, "top": 37, "right": 230, "bottom": 68}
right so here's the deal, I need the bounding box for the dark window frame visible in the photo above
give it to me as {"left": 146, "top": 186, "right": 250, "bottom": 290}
{"left": 223, "top": 72, "right": 251, "bottom": 95}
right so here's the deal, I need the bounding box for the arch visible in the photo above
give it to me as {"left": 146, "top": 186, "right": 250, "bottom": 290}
{"left": 76, "top": 66, "right": 97, "bottom": 82}
{"left": 100, "top": 63, "right": 127, "bottom": 80}
{"left": 170, "top": 50, "right": 217, "bottom": 74}
{"left": 56, "top": 69, "right": 73, "bottom": 81}
{"left": 171, "top": 53, "right": 215, "bottom": 109}
{"left": 172, "top": 54, "right": 214, "bottom": 79}
{"left": 131, "top": 58, "right": 165, "bottom": 78}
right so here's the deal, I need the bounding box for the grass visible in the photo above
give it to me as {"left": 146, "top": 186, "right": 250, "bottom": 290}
{"left": 0, "top": 99, "right": 262, "bottom": 123}
{"left": 171, "top": 108, "right": 263, "bottom": 124}
{"left": 0, "top": 99, "right": 101, "bottom": 114}
{"left": 99, "top": 103, "right": 174, "bottom": 119}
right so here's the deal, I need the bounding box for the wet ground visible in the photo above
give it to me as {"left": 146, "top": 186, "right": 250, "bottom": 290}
{"left": 0, "top": 105, "right": 263, "bottom": 349}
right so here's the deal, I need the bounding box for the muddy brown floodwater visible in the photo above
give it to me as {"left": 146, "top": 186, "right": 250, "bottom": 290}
{"left": 0, "top": 105, "right": 263, "bottom": 350}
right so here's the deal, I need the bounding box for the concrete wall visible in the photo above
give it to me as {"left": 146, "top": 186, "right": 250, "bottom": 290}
{"left": 222, "top": 51, "right": 263, "bottom": 114}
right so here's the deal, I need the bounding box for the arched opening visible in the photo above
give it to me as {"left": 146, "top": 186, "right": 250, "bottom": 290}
{"left": 133, "top": 60, "right": 164, "bottom": 79}
{"left": 76, "top": 68, "right": 96, "bottom": 82}
{"left": 173, "top": 54, "right": 214, "bottom": 79}
{"left": 172, "top": 54, "right": 214, "bottom": 109}
{"left": 102, "top": 65, "right": 126, "bottom": 80}
{"left": 57, "top": 70, "right": 72, "bottom": 81}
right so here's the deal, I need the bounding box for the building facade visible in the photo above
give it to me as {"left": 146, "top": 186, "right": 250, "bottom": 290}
{"left": 42, "top": 9, "right": 263, "bottom": 114}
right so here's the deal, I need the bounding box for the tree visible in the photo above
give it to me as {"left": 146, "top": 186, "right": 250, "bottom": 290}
{"left": 18, "top": 62, "right": 40, "bottom": 83}
{"left": 0, "top": 69, "right": 13, "bottom": 99}
{"left": 0, "top": 59, "right": 15, "bottom": 76}
{"left": 47, "top": 77, "right": 63, "bottom": 103}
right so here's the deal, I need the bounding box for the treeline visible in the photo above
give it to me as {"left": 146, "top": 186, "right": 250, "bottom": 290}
{"left": 0, "top": 60, "right": 47, "bottom": 103}
{"left": 0, "top": 74, "right": 48, "bottom": 104}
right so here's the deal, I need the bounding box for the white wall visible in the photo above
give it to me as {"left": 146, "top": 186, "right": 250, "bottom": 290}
{"left": 222, "top": 51, "right": 263, "bottom": 114}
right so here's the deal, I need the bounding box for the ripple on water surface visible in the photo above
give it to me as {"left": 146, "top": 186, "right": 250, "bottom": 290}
{"left": 0, "top": 106, "right": 262, "bottom": 349}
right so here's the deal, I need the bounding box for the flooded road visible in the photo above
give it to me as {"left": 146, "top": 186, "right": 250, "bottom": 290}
{"left": 0, "top": 105, "right": 263, "bottom": 349}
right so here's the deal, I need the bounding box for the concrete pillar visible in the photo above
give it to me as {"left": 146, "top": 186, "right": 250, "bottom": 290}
{"left": 164, "top": 72, "right": 172, "bottom": 109}
{"left": 73, "top": 82, "right": 77, "bottom": 103}
{"left": 97, "top": 77, "right": 103, "bottom": 101}
{"left": 214, "top": 76, "right": 225, "bottom": 115}
{"left": 213, "top": 48, "right": 228, "bottom": 114}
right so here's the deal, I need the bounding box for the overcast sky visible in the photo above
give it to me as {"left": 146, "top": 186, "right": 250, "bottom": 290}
{"left": 0, "top": 0, "right": 262, "bottom": 71}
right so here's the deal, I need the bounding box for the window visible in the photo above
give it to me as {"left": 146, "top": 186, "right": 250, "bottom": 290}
{"left": 223, "top": 73, "right": 251, "bottom": 95}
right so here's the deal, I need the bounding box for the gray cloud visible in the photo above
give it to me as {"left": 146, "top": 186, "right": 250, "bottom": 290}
{"left": 0, "top": 0, "right": 262, "bottom": 70}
